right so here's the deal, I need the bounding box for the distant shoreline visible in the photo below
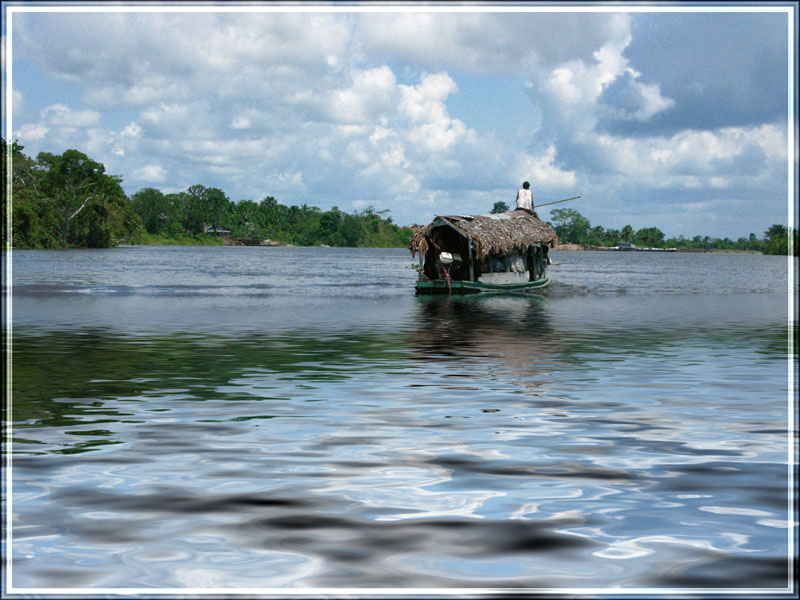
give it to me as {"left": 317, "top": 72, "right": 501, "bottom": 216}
{"left": 10, "top": 241, "right": 764, "bottom": 253}
{"left": 554, "top": 244, "right": 763, "bottom": 254}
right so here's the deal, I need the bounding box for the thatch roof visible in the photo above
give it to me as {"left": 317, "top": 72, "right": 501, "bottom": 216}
{"left": 409, "top": 210, "right": 557, "bottom": 260}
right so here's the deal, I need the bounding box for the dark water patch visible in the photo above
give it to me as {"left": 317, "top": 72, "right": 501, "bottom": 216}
{"left": 426, "top": 455, "right": 641, "bottom": 485}
{"left": 234, "top": 513, "right": 603, "bottom": 587}
{"left": 21, "top": 568, "right": 109, "bottom": 587}
{"left": 651, "top": 555, "right": 789, "bottom": 588}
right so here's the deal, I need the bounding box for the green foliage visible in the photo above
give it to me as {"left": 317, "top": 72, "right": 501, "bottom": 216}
{"left": 490, "top": 201, "right": 509, "bottom": 214}
{"left": 179, "top": 184, "right": 230, "bottom": 234}
{"left": 550, "top": 208, "right": 592, "bottom": 245}
{"left": 3, "top": 141, "right": 142, "bottom": 249}
{"left": 130, "top": 187, "right": 174, "bottom": 234}
{"left": 763, "top": 224, "right": 798, "bottom": 255}
{"left": 4, "top": 141, "right": 411, "bottom": 249}
{"left": 137, "top": 232, "right": 226, "bottom": 246}
{"left": 543, "top": 205, "right": 793, "bottom": 254}
{"left": 620, "top": 225, "right": 634, "bottom": 243}
{"left": 128, "top": 184, "right": 412, "bottom": 248}
{"left": 634, "top": 227, "right": 666, "bottom": 248}
{"left": 17, "top": 141, "right": 792, "bottom": 254}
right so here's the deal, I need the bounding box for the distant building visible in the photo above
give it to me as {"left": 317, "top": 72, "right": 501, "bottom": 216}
{"left": 203, "top": 225, "right": 231, "bottom": 236}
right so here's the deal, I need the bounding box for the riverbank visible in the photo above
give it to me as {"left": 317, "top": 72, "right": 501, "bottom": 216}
{"left": 129, "top": 235, "right": 415, "bottom": 249}
{"left": 554, "top": 243, "right": 763, "bottom": 254}
{"left": 135, "top": 233, "right": 226, "bottom": 246}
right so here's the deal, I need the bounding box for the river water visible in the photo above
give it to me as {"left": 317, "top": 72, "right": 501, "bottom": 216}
{"left": 3, "top": 246, "right": 796, "bottom": 594}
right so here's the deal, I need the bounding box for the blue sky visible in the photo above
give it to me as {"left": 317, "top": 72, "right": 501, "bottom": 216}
{"left": 3, "top": 3, "right": 795, "bottom": 239}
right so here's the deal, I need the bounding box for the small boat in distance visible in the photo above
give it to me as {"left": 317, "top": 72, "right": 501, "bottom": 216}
{"left": 616, "top": 242, "right": 676, "bottom": 252}
{"left": 409, "top": 209, "right": 558, "bottom": 294}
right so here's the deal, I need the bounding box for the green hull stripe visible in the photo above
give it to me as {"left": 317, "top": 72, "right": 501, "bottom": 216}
{"left": 415, "top": 277, "right": 550, "bottom": 293}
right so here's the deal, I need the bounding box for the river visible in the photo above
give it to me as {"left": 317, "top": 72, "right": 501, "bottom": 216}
{"left": 4, "top": 246, "right": 795, "bottom": 593}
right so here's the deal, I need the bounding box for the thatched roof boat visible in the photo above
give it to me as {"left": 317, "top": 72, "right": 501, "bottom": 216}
{"left": 410, "top": 209, "right": 558, "bottom": 294}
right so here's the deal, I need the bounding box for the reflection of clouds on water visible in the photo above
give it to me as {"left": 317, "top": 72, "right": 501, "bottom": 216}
{"left": 9, "top": 254, "right": 792, "bottom": 591}
{"left": 320, "top": 473, "right": 507, "bottom": 522}
{"left": 594, "top": 535, "right": 718, "bottom": 560}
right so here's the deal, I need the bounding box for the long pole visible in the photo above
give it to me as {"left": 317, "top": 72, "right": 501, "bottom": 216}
{"left": 535, "top": 195, "right": 581, "bottom": 208}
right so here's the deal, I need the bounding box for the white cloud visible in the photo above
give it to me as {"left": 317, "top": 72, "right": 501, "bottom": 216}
{"left": 231, "top": 116, "right": 251, "bottom": 130}
{"left": 12, "top": 89, "right": 23, "bottom": 115}
{"left": 286, "top": 66, "right": 398, "bottom": 125}
{"left": 9, "top": 10, "right": 787, "bottom": 236}
{"left": 358, "top": 12, "right": 633, "bottom": 74}
{"left": 41, "top": 103, "right": 101, "bottom": 128}
{"left": 588, "top": 124, "right": 787, "bottom": 187}
{"left": 122, "top": 122, "right": 142, "bottom": 139}
{"left": 514, "top": 145, "right": 577, "bottom": 189}
{"left": 398, "top": 73, "right": 475, "bottom": 154}
{"left": 541, "top": 38, "right": 633, "bottom": 134}
{"left": 632, "top": 81, "right": 675, "bottom": 121}
{"left": 134, "top": 164, "right": 167, "bottom": 183}
{"left": 326, "top": 66, "right": 397, "bottom": 124}
{"left": 15, "top": 123, "right": 49, "bottom": 142}
{"left": 112, "top": 122, "right": 142, "bottom": 156}
{"left": 399, "top": 73, "right": 457, "bottom": 123}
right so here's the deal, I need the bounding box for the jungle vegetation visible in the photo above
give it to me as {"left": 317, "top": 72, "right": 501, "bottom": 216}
{"left": 3, "top": 141, "right": 411, "bottom": 249}
{"left": 547, "top": 208, "right": 798, "bottom": 255}
{"left": 2, "top": 141, "right": 795, "bottom": 254}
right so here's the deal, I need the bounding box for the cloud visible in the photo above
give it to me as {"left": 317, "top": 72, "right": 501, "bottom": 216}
{"left": 602, "top": 12, "right": 788, "bottom": 135}
{"left": 15, "top": 123, "right": 48, "bottom": 142}
{"left": 40, "top": 103, "right": 100, "bottom": 128}
{"left": 231, "top": 116, "right": 251, "bottom": 130}
{"left": 9, "top": 9, "right": 789, "bottom": 237}
{"left": 288, "top": 65, "right": 399, "bottom": 125}
{"left": 12, "top": 89, "right": 23, "bottom": 115}
{"left": 13, "top": 103, "right": 100, "bottom": 145}
{"left": 133, "top": 164, "right": 167, "bottom": 183}
{"left": 399, "top": 72, "right": 473, "bottom": 153}
{"left": 14, "top": 12, "right": 351, "bottom": 86}
{"left": 112, "top": 122, "right": 142, "bottom": 157}
{"left": 358, "top": 12, "right": 632, "bottom": 74}
{"left": 586, "top": 124, "right": 785, "bottom": 185}
{"left": 598, "top": 71, "right": 675, "bottom": 122}
{"left": 514, "top": 145, "right": 577, "bottom": 189}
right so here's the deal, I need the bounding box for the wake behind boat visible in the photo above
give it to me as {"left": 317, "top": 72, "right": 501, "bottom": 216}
{"left": 409, "top": 209, "right": 558, "bottom": 294}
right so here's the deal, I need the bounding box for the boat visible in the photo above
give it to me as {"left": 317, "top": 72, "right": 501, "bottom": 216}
{"left": 614, "top": 243, "right": 676, "bottom": 252}
{"left": 409, "top": 209, "right": 558, "bottom": 294}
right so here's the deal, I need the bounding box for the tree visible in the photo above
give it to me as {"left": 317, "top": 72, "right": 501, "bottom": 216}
{"left": 550, "top": 208, "right": 591, "bottom": 245}
{"left": 603, "top": 228, "right": 621, "bottom": 247}
{"left": 4, "top": 142, "right": 143, "bottom": 248}
{"left": 36, "top": 149, "right": 108, "bottom": 247}
{"left": 585, "top": 225, "right": 604, "bottom": 247}
{"left": 341, "top": 213, "right": 363, "bottom": 247}
{"left": 634, "top": 227, "right": 665, "bottom": 248}
{"left": 620, "top": 225, "right": 634, "bottom": 243}
{"left": 180, "top": 185, "right": 230, "bottom": 234}
{"left": 131, "top": 187, "right": 173, "bottom": 234}
{"left": 491, "top": 201, "right": 509, "bottom": 214}
{"left": 318, "top": 206, "right": 344, "bottom": 246}
{"left": 3, "top": 140, "right": 57, "bottom": 248}
{"left": 205, "top": 187, "right": 229, "bottom": 230}
{"left": 764, "top": 224, "right": 791, "bottom": 255}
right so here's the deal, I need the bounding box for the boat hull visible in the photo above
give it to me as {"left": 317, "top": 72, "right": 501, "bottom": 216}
{"left": 415, "top": 276, "right": 550, "bottom": 295}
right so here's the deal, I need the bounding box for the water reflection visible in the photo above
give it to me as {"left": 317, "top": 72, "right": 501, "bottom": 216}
{"left": 7, "top": 249, "right": 792, "bottom": 590}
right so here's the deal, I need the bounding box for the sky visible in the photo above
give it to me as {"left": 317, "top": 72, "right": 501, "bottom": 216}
{"left": 2, "top": 3, "right": 795, "bottom": 239}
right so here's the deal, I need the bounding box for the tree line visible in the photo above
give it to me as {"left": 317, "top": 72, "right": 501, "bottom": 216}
{"left": 3, "top": 141, "right": 795, "bottom": 255}
{"left": 129, "top": 186, "right": 410, "bottom": 248}
{"left": 491, "top": 201, "right": 796, "bottom": 255}
{"left": 2, "top": 142, "right": 411, "bottom": 249}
